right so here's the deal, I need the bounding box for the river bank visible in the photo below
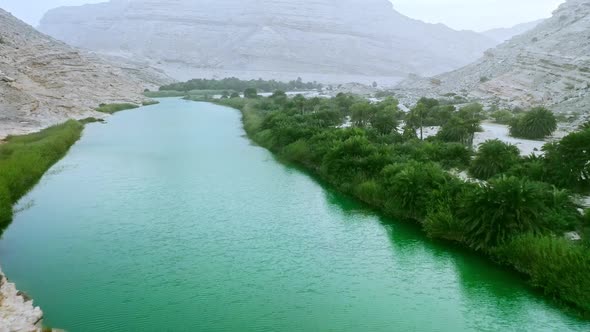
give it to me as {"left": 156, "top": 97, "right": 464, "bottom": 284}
{"left": 0, "top": 267, "right": 43, "bottom": 331}
{"left": 0, "top": 120, "right": 86, "bottom": 331}
{"left": 208, "top": 96, "right": 590, "bottom": 317}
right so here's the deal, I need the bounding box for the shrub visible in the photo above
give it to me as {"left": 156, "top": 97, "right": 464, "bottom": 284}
{"left": 490, "top": 110, "right": 514, "bottom": 124}
{"left": 95, "top": 103, "right": 139, "bottom": 114}
{"left": 354, "top": 180, "right": 383, "bottom": 206}
{"left": 380, "top": 161, "right": 450, "bottom": 220}
{"left": 542, "top": 128, "right": 590, "bottom": 191}
{"left": 244, "top": 88, "right": 258, "bottom": 99}
{"left": 509, "top": 107, "right": 557, "bottom": 139}
{"left": 424, "top": 204, "right": 466, "bottom": 242}
{"left": 494, "top": 234, "right": 590, "bottom": 313}
{"left": 469, "top": 139, "right": 521, "bottom": 180}
{"left": 282, "top": 139, "right": 311, "bottom": 163}
{"left": 459, "top": 177, "right": 553, "bottom": 250}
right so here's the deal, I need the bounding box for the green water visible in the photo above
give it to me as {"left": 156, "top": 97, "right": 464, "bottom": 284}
{"left": 0, "top": 98, "right": 587, "bottom": 331}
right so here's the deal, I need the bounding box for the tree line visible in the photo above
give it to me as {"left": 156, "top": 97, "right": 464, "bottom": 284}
{"left": 159, "top": 77, "right": 323, "bottom": 93}
{"left": 210, "top": 92, "right": 590, "bottom": 316}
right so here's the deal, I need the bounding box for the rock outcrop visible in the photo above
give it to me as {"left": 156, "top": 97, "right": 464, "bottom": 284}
{"left": 0, "top": 8, "right": 171, "bottom": 138}
{"left": 397, "top": 0, "right": 590, "bottom": 117}
{"left": 0, "top": 268, "right": 43, "bottom": 332}
{"left": 38, "top": 0, "right": 497, "bottom": 84}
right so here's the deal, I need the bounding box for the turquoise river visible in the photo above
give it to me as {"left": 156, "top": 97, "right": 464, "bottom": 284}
{"left": 0, "top": 98, "right": 588, "bottom": 331}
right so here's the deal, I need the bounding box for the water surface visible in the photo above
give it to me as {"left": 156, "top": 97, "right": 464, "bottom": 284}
{"left": 1, "top": 98, "right": 587, "bottom": 331}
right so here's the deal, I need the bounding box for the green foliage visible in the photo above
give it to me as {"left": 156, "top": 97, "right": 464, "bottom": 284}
{"left": 0, "top": 121, "right": 83, "bottom": 232}
{"left": 424, "top": 205, "right": 466, "bottom": 242}
{"left": 494, "top": 234, "right": 590, "bottom": 313}
{"left": 350, "top": 102, "right": 375, "bottom": 127}
{"left": 142, "top": 100, "right": 159, "bottom": 106}
{"left": 160, "top": 77, "right": 322, "bottom": 93}
{"left": 244, "top": 88, "right": 258, "bottom": 99}
{"left": 380, "top": 161, "right": 450, "bottom": 220}
{"left": 458, "top": 177, "right": 558, "bottom": 250}
{"left": 543, "top": 128, "right": 590, "bottom": 191}
{"left": 436, "top": 115, "right": 480, "bottom": 146}
{"left": 143, "top": 90, "right": 187, "bottom": 98}
{"left": 95, "top": 103, "right": 139, "bottom": 114}
{"left": 469, "top": 140, "right": 521, "bottom": 180}
{"left": 370, "top": 106, "right": 400, "bottom": 135}
{"left": 0, "top": 181, "right": 11, "bottom": 228}
{"left": 209, "top": 93, "right": 590, "bottom": 314}
{"left": 490, "top": 110, "right": 515, "bottom": 124}
{"left": 509, "top": 107, "right": 557, "bottom": 139}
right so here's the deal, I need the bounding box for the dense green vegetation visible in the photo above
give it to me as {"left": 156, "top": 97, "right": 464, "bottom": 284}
{"left": 0, "top": 121, "right": 84, "bottom": 233}
{"left": 509, "top": 107, "right": 558, "bottom": 139}
{"left": 160, "top": 77, "right": 323, "bottom": 93}
{"left": 208, "top": 93, "right": 590, "bottom": 316}
{"left": 95, "top": 103, "right": 140, "bottom": 114}
{"left": 144, "top": 90, "right": 188, "bottom": 98}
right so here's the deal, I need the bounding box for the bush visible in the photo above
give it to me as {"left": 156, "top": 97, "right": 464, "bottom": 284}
{"left": 95, "top": 103, "right": 139, "bottom": 114}
{"left": 459, "top": 177, "right": 553, "bottom": 250}
{"left": 469, "top": 140, "right": 521, "bottom": 180}
{"left": 509, "top": 107, "right": 557, "bottom": 139}
{"left": 380, "top": 161, "right": 450, "bottom": 220}
{"left": 542, "top": 128, "right": 590, "bottom": 192}
{"left": 490, "top": 110, "right": 514, "bottom": 124}
{"left": 424, "top": 204, "right": 466, "bottom": 242}
{"left": 244, "top": 88, "right": 258, "bottom": 99}
{"left": 494, "top": 234, "right": 590, "bottom": 313}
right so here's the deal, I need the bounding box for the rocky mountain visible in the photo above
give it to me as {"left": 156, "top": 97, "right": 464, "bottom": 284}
{"left": 0, "top": 8, "right": 171, "bottom": 138}
{"left": 397, "top": 0, "right": 590, "bottom": 116}
{"left": 38, "top": 0, "right": 497, "bottom": 85}
{"left": 482, "top": 19, "right": 544, "bottom": 43}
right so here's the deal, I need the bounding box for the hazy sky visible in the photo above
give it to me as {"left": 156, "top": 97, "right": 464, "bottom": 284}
{"left": 0, "top": 0, "right": 566, "bottom": 31}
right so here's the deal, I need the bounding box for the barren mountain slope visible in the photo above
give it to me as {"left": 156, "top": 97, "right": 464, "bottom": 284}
{"left": 397, "top": 0, "right": 590, "bottom": 115}
{"left": 38, "top": 0, "right": 496, "bottom": 84}
{"left": 0, "top": 9, "right": 166, "bottom": 138}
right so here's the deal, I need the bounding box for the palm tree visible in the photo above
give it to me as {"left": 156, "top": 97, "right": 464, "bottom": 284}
{"left": 509, "top": 107, "right": 557, "bottom": 139}
{"left": 459, "top": 176, "right": 551, "bottom": 250}
{"left": 469, "top": 139, "right": 521, "bottom": 180}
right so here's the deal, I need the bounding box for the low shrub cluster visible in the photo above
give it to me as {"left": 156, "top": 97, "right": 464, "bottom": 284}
{"left": 95, "top": 103, "right": 139, "bottom": 114}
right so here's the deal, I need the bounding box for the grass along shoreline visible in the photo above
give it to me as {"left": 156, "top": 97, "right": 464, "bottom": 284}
{"left": 0, "top": 120, "right": 84, "bottom": 234}
{"left": 207, "top": 95, "right": 590, "bottom": 318}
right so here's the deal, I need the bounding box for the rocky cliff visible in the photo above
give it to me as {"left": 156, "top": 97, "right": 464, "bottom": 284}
{"left": 397, "top": 0, "right": 590, "bottom": 115}
{"left": 38, "top": 0, "right": 496, "bottom": 84}
{"left": 0, "top": 8, "right": 170, "bottom": 138}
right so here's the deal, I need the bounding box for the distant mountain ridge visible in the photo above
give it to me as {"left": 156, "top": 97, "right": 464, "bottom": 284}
{"left": 397, "top": 0, "right": 590, "bottom": 117}
{"left": 37, "top": 0, "right": 497, "bottom": 84}
{"left": 482, "top": 19, "right": 545, "bottom": 43}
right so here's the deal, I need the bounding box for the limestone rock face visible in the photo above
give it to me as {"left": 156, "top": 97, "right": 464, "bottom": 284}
{"left": 0, "top": 9, "right": 170, "bottom": 138}
{"left": 0, "top": 268, "right": 43, "bottom": 331}
{"left": 38, "top": 0, "right": 496, "bottom": 84}
{"left": 398, "top": 0, "right": 590, "bottom": 116}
